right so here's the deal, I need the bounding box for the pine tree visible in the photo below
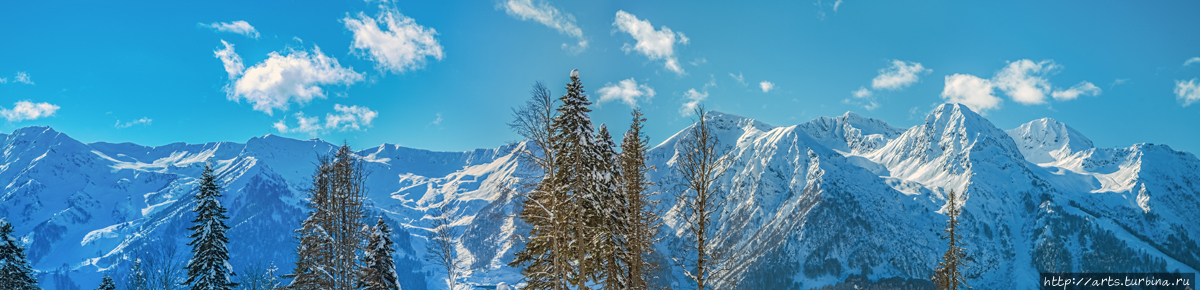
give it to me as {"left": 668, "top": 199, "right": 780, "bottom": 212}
{"left": 673, "top": 107, "right": 732, "bottom": 290}
{"left": 932, "top": 190, "right": 969, "bottom": 290}
{"left": 184, "top": 161, "right": 237, "bottom": 290}
{"left": 592, "top": 125, "right": 629, "bottom": 290}
{"left": 548, "top": 69, "right": 602, "bottom": 289}
{"left": 359, "top": 217, "right": 399, "bottom": 290}
{"left": 619, "top": 109, "right": 661, "bottom": 290}
{"left": 0, "top": 218, "right": 39, "bottom": 290}
{"left": 287, "top": 144, "right": 368, "bottom": 290}
{"left": 508, "top": 81, "right": 571, "bottom": 290}
{"left": 95, "top": 275, "right": 116, "bottom": 290}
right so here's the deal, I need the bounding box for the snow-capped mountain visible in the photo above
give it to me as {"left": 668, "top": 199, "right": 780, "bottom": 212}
{"left": 2, "top": 103, "right": 1197, "bottom": 289}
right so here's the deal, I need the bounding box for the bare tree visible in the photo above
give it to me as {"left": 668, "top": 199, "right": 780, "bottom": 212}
{"left": 672, "top": 106, "right": 732, "bottom": 290}
{"left": 508, "top": 81, "right": 572, "bottom": 290}
{"left": 143, "top": 239, "right": 184, "bottom": 290}
{"left": 425, "top": 203, "right": 462, "bottom": 290}
{"left": 932, "top": 190, "right": 969, "bottom": 290}
{"left": 288, "top": 144, "right": 368, "bottom": 290}
{"left": 237, "top": 262, "right": 282, "bottom": 290}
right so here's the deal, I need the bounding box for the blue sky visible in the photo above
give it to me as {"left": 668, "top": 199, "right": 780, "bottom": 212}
{"left": 2, "top": 0, "right": 1200, "bottom": 154}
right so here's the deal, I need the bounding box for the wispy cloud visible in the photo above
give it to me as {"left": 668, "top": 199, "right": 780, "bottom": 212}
{"left": 1, "top": 100, "right": 59, "bottom": 122}
{"left": 344, "top": 8, "right": 444, "bottom": 74}
{"left": 679, "top": 89, "right": 708, "bottom": 116}
{"left": 872, "top": 60, "right": 930, "bottom": 90}
{"left": 273, "top": 104, "right": 379, "bottom": 135}
{"left": 1051, "top": 81, "right": 1101, "bottom": 101}
{"left": 216, "top": 41, "right": 364, "bottom": 115}
{"left": 200, "top": 21, "right": 260, "bottom": 39}
{"left": 430, "top": 112, "right": 443, "bottom": 126}
{"left": 502, "top": 0, "right": 587, "bottom": 53}
{"left": 941, "top": 74, "right": 1001, "bottom": 114}
{"left": 598, "top": 78, "right": 656, "bottom": 107}
{"left": 993, "top": 59, "right": 1059, "bottom": 105}
{"left": 1176, "top": 78, "right": 1200, "bottom": 107}
{"left": 852, "top": 86, "right": 872, "bottom": 98}
{"left": 1184, "top": 57, "right": 1200, "bottom": 67}
{"left": 729, "top": 72, "right": 747, "bottom": 86}
{"left": 115, "top": 117, "right": 152, "bottom": 128}
{"left": 1110, "top": 78, "right": 1130, "bottom": 89}
{"left": 614, "top": 10, "right": 689, "bottom": 75}
{"left": 9, "top": 72, "right": 34, "bottom": 85}
{"left": 759, "top": 81, "right": 775, "bottom": 93}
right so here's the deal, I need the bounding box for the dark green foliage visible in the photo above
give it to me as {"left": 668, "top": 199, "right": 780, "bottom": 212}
{"left": 359, "top": 217, "right": 399, "bottom": 290}
{"left": 931, "top": 190, "right": 967, "bottom": 290}
{"left": 185, "top": 162, "right": 237, "bottom": 290}
{"left": 95, "top": 275, "right": 115, "bottom": 290}
{"left": 0, "top": 218, "right": 40, "bottom": 290}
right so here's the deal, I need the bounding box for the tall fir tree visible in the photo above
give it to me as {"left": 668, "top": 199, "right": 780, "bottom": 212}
{"left": 185, "top": 161, "right": 237, "bottom": 290}
{"left": 549, "top": 69, "right": 600, "bottom": 289}
{"left": 619, "top": 109, "right": 661, "bottom": 290}
{"left": 0, "top": 218, "right": 39, "bottom": 290}
{"left": 932, "top": 190, "right": 968, "bottom": 290}
{"left": 287, "top": 144, "right": 368, "bottom": 290}
{"left": 358, "top": 217, "right": 400, "bottom": 290}
{"left": 95, "top": 275, "right": 116, "bottom": 290}
{"left": 592, "top": 125, "right": 629, "bottom": 290}
{"left": 508, "top": 81, "right": 571, "bottom": 290}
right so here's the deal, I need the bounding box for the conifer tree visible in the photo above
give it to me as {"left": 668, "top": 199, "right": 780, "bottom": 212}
{"left": 287, "top": 144, "right": 368, "bottom": 290}
{"left": 932, "top": 190, "right": 968, "bottom": 290}
{"left": 0, "top": 218, "right": 39, "bottom": 290}
{"left": 509, "top": 81, "right": 571, "bottom": 290}
{"left": 619, "top": 109, "right": 661, "bottom": 290}
{"left": 549, "top": 69, "right": 601, "bottom": 289}
{"left": 673, "top": 107, "right": 732, "bottom": 290}
{"left": 95, "top": 275, "right": 116, "bottom": 290}
{"left": 359, "top": 217, "right": 400, "bottom": 290}
{"left": 185, "top": 161, "right": 237, "bottom": 290}
{"left": 592, "top": 125, "right": 629, "bottom": 290}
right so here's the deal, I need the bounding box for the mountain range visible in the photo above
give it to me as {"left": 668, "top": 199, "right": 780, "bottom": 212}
{"left": 2, "top": 103, "right": 1197, "bottom": 289}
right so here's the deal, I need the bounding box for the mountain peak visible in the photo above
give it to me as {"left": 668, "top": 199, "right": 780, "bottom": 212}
{"left": 1006, "top": 117, "right": 1094, "bottom": 164}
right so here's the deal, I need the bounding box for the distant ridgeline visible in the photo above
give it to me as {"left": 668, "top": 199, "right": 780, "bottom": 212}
{"left": 0, "top": 102, "right": 1198, "bottom": 289}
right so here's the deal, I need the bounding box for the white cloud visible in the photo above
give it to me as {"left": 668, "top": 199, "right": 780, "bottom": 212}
{"left": 0, "top": 101, "right": 59, "bottom": 122}
{"left": 993, "top": 59, "right": 1059, "bottom": 105}
{"left": 201, "top": 21, "right": 260, "bottom": 39}
{"left": 872, "top": 60, "right": 930, "bottom": 90}
{"left": 729, "top": 72, "right": 747, "bottom": 86}
{"left": 1110, "top": 78, "right": 1130, "bottom": 89}
{"left": 1184, "top": 57, "right": 1200, "bottom": 67}
{"left": 344, "top": 8, "right": 444, "bottom": 74}
{"left": 214, "top": 40, "right": 244, "bottom": 79}
{"left": 115, "top": 117, "right": 152, "bottom": 128}
{"left": 14, "top": 72, "right": 33, "bottom": 85}
{"left": 852, "top": 86, "right": 872, "bottom": 98}
{"left": 690, "top": 57, "right": 707, "bottom": 66}
{"left": 834, "top": 0, "right": 844, "bottom": 12}
{"left": 679, "top": 88, "right": 708, "bottom": 116}
{"left": 273, "top": 104, "right": 378, "bottom": 135}
{"left": 222, "top": 44, "right": 364, "bottom": 115}
{"left": 597, "top": 78, "right": 656, "bottom": 107}
{"left": 760, "top": 81, "right": 775, "bottom": 93}
{"left": 1176, "top": 78, "right": 1200, "bottom": 107}
{"left": 614, "top": 10, "right": 688, "bottom": 75}
{"left": 502, "top": 0, "right": 587, "bottom": 52}
{"left": 0, "top": 77, "right": 5, "bottom": 83}
{"left": 941, "top": 74, "right": 1001, "bottom": 114}
{"left": 1051, "top": 81, "right": 1102, "bottom": 101}
{"left": 431, "top": 113, "right": 443, "bottom": 126}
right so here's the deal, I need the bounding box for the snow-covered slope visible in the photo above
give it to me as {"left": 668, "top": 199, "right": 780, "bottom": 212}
{"left": 2, "top": 103, "right": 1198, "bottom": 289}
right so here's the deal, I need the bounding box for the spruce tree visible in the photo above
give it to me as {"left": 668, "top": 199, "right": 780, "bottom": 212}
{"left": 508, "top": 81, "right": 571, "bottom": 290}
{"left": 95, "top": 275, "right": 116, "bottom": 290}
{"left": 932, "top": 190, "right": 968, "bottom": 290}
{"left": 358, "top": 217, "right": 399, "bottom": 290}
{"left": 549, "top": 69, "right": 601, "bottom": 289}
{"left": 184, "top": 161, "right": 236, "bottom": 290}
{"left": 287, "top": 156, "right": 335, "bottom": 290}
{"left": 592, "top": 125, "right": 629, "bottom": 290}
{"left": 0, "top": 218, "right": 39, "bottom": 290}
{"left": 619, "top": 109, "right": 661, "bottom": 290}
